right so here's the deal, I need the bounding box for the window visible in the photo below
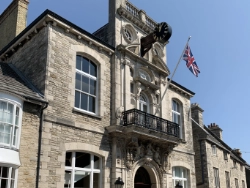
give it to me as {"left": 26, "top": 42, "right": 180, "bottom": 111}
{"left": 233, "top": 160, "right": 237, "bottom": 169}
{"left": 130, "top": 68, "right": 133, "bottom": 77}
{"left": 235, "top": 178, "right": 239, "bottom": 188}
{"left": 124, "top": 28, "right": 132, "bottom": 41}
{"left": 64, "top": 152, "right": 102, "bottom": 188}
{"left": 172, "top": 100, "right": 182, "bottom": 138}
{"left": 0, "top": 166, "right": 16, "bottom": 188}
{"left": 138, "top": 70, "right": 151, "bottom": 82}
{"left": 225, "top": 171, "right": 230, "bottom": 188}
{"left": 139, "top": 94, "right": 148, "bottom": 113}
{"left": 213, "top": 168, "right": 220, "bottom": 188}
{"left": 75, "top": 55, "right": 97, "bottom": 114}
{"left": 130, "top": 83, "right": 134, "bottom": 94}
{"left": 172, "top": 167, "right": 189, "bottom": 188}
{"left": 0, "top": 100, "right": 21, "bottom": 147}
{"left": 242, "top": 180, "right": 245, "bottom": 188}
{"left": 240, "top": 165, "right": 243, "bottom": 171}
{"left": 224, "top": 151, "right": 228, "bottom": 160}
{"left": 212, "top": 145, "right": 217, "bottom": 155}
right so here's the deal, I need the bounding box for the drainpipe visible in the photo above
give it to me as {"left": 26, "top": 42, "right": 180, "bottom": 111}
{"left": 36, "top": 102, "right": 48, "bottom": 188}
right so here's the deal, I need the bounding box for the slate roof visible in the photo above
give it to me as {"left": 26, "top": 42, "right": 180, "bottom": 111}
{"left": 0, "top": 62, "right": 47, "bottom": 104}
{"left": 192, "top": 120, "right": 246, "bottom": 164}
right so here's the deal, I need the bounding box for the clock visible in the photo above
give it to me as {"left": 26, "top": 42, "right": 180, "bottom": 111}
{"left": 153, "top": 22, "right": 172, "bottom": 44}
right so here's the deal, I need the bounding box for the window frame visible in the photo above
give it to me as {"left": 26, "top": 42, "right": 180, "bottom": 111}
{"left": 172, "top": 166, "right": 189, "bottom": 188}
{"left": 0, "top": 98, "right": 22, "bottom": 149}
{"left": 0, "top": 166, "right": 17, "bottom": 188}
{"left": 213, "top": 167, "right": 220, "bottom": 188}
{"left": 64, "top": 151, "right": 102, "bottom": 188}
{"left": 74, "top": 55, "right": 98, "bottom": 115}
{"left": 235, "top": 178, "right": 239, "bottom": 188}
{"left": 172, "top": 99, "right": 182, "bottom": 139}
{"left": 212, "top": 145, "right": 217, "bottom": 155}
{"left": 225, "top": 171, "right": 230, "bottom": 188}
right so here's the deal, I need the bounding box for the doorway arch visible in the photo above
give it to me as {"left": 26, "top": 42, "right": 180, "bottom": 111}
{"left": 134, "top": 167, "right": 151, "bottom": 188}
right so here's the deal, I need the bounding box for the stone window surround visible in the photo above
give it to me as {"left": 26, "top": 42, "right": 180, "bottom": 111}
{"left": 70, "top": 45, "right": 108, "bottom": 118}
{"left": 122, "top": 23, "right": 138, "bottom": 44}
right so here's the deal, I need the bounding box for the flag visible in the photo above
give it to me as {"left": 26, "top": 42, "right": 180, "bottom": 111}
{"left": 183, "top": 44, "right": 200, "bottom": 77}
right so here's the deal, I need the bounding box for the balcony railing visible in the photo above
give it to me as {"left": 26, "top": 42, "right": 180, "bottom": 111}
{"left": 125, "top": 1, "right": 139, "bottom": 18}
{"left": 122, "top": 109, "right": 180, "bottom": 138}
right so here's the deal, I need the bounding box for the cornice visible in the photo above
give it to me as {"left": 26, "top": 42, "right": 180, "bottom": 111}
{"left": 169, "top": 82, "right": 194, "bottom": 98}
{"left": 0, "top": 10, "right": 114, "bottom": 61}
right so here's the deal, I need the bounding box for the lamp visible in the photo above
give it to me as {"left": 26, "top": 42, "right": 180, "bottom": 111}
{"left": 175, "top": 182, "right": 183, "bottom": 188}
{"left": 114, "top": 177, "right": 124, "bottom": 188}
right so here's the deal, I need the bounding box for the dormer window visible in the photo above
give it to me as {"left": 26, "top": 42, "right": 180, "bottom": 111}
{"left": 139, "top": 70, "right": 151, "bottom": 82}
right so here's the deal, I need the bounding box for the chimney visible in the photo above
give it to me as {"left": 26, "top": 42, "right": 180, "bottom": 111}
{"left": 191, "top": 103, "right": 204, "bottom": 126}
{"left": 233, "top": 149, "right": 242, "bottom": 158}
{"left": 0, "top": 0, "right": 29, "bottom": 50}
{"left": 208, "top": 123, "right": 223, "bottom": 140}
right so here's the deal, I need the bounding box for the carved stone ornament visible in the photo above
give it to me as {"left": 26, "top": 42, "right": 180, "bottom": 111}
{"left": 136, "top": 82, "right": 142, "bottom": 99}
{"left": 116, "top": 106, "right": 124, "bottom": 119}
{"left": 125, "top": 139, "right": 170, "bottom": 170}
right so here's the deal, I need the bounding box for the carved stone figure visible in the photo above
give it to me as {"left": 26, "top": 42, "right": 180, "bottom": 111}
{"left": 153, "top": 147, "right": 161, "bottom": 165}
{"left": 116, "top": 106, "right": 124, "bottom": 119}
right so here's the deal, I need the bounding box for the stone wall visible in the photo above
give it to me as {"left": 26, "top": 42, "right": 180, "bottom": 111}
{"left": 0, "top": 0, "right": 29, "bottom": 50}
{"left": 6, "top": 26, "right": 48, "bottom": 93}
{"left": 17, "top": 102, "right": 41, "bottom": 188}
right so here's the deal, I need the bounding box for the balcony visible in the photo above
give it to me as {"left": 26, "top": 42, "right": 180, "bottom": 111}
{"left": 107, "top": 109, "right": 180, "bottom": 145}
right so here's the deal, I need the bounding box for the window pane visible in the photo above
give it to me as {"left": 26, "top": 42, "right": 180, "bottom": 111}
{"left": 65, "top": 152, "right": 72, "bottom": 167}
{"left": 13, "top": 127, "right": 18, "bottom": 146}
{"left": 75, "top": 73, "right": 81, "bottom": 90}
{"left": 90, "top": 62, "right": 97, "bottom": 77}
{"left": 89, "top": 96, "right": 95, "bottom": 113}
{"left": 75, "top": 91, "right": 80, "bottom": 108}
{"left": 75, "top": 152, "right": 90, "bottom": 168}
{"left": 0, "top": 101, "right": 7, "bottom": 112}
{"left": 74, "top": 171, "right": 90, "bottom": 187}
{"left": 76, "top": 55, "right": 82, "bottom": 70}
{"left": 89, "top": 79, "right": 96, "bottom": 95}
{"left": 64, "top": 170, "right": 71, "bottom": 187}
{"left": 82, "top": 57, "right": 89, "bottom": 73}
{"left": 10, "top": 180, "right": 15, "bottom": 188}
{"left": 93, "top": 173, "right": 100, "bottom": 188}
{"left": 81, "top": 75, "right": 89, "bottom": 93}
{"left": 174, "top": 167, "right": 181, "bottom": 178}
{"left": 94, "top": 155, "right": 100, "bottom": 169}
{"left": 15, "top": 107, "right": 19, "bottom": 126}
{"left": 80, "top": 93, "right": 88, "bottom": 111}
{"left": 2, "top": 167, "right": 8, "bottom": 178}
{"left": 1, "top": 179, "right": 7, "bottom": 188}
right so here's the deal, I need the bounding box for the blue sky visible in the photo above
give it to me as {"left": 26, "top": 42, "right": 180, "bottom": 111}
{"left": 1, "top": 0, "right": 250, "bottom": 163}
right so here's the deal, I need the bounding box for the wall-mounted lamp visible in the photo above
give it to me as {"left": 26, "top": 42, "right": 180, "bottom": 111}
{"left": 115, "top": 177, "right": 124, "bottom": 188}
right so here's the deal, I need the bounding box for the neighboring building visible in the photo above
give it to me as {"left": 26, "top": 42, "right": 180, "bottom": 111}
{"left": 0, "top": 0, "right": 248, "bottom": 188}
{"left": 246, "top": 164, "right": 250, "bottom": 188}
{"left": 192, "top": 104, "right": 247, "bottom": 188}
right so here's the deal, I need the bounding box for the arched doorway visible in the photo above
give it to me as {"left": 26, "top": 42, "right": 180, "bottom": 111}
{"left": 134, "top": 167, "right": 151, "bottom": 188}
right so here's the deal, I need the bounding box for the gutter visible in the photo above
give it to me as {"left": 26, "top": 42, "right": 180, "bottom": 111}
{"left": 36, "top": 102, "right": 48, "bottom": 188}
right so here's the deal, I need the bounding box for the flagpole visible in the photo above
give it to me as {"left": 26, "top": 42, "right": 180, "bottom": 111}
{"left": 154, "top": 36, "right": 191, "bottom": 115}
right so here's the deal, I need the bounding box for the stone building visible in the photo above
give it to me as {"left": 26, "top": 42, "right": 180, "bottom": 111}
{"left": 192, "top": 104, "right": 247, "bottom": 188}
{"left": 0, "top": 0, "right": 248, "bottom": 188}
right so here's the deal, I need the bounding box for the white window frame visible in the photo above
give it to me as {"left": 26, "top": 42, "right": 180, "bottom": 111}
{"left": 0, "top": 94, "right": 22, "bottom": 149}
{"left": 172, "top": 167, "right": 189, "bottom": 188}
{"left": 213, "top": 167, "right": 220, "bottom": 188}
{"left": 0, "top": 166, "right": 17, "bottom": 188}
{"left": 172, "top": 100, "right": 182, "bottom": 138}
{"left": 65, "top": 152, "right": 102, "bottom": 188}
{"left": 74, "top": 55, "right": 98, "bottom": 115}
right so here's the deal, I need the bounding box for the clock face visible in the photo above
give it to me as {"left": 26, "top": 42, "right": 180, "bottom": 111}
{"left": 153, "top": 22, "right": 172, "bottom": 43}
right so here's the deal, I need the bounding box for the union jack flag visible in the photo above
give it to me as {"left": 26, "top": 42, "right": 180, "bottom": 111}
{"left": 183, "top": 44, "right": 200, "bottom": 77}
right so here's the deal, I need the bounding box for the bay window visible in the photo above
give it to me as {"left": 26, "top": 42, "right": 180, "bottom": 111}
{"left": 0, "top": 166, "right": 16, "bottom": 188}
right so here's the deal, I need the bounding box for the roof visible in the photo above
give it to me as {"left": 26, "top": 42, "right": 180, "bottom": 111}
{"left": 0, "top": 62, "right": 47, "bottom": 104}
{"left": 193, "top": 121, "right": 246, "bottom": 164}
{"left": 169, "top": 78, "right": 195, "bottom": 96}
{"left": 0, "top": 9, "right": 115, "bottom": 56}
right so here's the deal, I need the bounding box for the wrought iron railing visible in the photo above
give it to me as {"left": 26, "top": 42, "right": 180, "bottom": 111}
{"left": 122, "top": 109, "right": 180, "bottom": 138}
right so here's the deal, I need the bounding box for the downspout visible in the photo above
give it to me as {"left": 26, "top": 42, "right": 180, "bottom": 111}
{"left": 36, "top": 102, "right": 48, "bottom": 188}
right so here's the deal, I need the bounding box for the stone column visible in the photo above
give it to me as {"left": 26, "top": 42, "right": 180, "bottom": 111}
{"left": 122, "top": 57, "right": 131, "bottom": 111}
{"left": 111, "top": 136, "right": 117, "bottom": 188}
